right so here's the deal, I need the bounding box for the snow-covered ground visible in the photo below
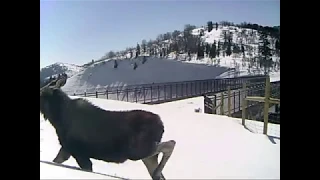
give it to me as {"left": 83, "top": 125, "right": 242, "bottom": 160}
{"left": 61, "top": 57, "right": 228, "bottom": 94}
{"left": 40, "top": 95, "right": 280, "bottom": 179}
{"left": 40, "top": 161, "right": 120, "bottom": 179}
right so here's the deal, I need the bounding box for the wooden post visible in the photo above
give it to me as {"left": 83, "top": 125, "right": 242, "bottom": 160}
{"left": 212, "top": 97, "right": 216, "bottom": 114}
{"left": 242, "top": 82, "right": 246, "bottom": 126}
{"left": 263, "top": 76, "right": 271, "bottom": 135}
{"left": 242, "top": 77, "right": 280, "bottom": 135}
{"left": 220, "top": 92, "right": 224, "bottom": 115}
{"left": 228, "top": 86, "right": 231, "bottom": 117}
{"left": 212, "top": 94, "right": 217, "bottom": 114}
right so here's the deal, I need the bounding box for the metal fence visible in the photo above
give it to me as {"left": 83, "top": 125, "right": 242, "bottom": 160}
{"left": 69, "top": 75, "right": 268, "bottom": 104}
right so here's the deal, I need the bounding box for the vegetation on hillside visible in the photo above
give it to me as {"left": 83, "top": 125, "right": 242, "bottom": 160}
{"left": 90, "top": 21, "right": 280, "bottom": 75}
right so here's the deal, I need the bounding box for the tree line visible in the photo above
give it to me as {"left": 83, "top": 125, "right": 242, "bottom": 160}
{"left": 96, "top": 20, "right": 280, "bottom": 75}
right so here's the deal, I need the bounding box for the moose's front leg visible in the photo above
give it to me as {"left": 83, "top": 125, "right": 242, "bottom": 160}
{"left": 53, "top": 147, "right": 71, "bottom": 164}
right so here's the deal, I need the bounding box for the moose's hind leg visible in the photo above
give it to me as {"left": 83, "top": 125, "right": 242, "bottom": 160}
{"left": 143, "top": 140, "right": 176, "bottom": 180}
{"left": 73, "top": 156, "right": 93, "bottom": 172}
{"left": 53, "top": 147, "right": 71, "bottom": 164}
{"left": 142, "top": 155, "right": 165, "bottom": 180}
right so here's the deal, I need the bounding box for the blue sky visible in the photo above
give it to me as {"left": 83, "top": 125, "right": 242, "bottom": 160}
{"left": 40, "top": 0, "right": 280, "bottom": 68}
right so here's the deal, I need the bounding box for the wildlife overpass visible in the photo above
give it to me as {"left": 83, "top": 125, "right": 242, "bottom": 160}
{"left": 69, "top": 75, "right": 268, "bottom": 105}
{"left": 203, "top": 80, "right": 280, "bottom": 123}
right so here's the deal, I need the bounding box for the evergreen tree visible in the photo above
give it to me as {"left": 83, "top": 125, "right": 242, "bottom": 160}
{"left": 258, "top": 31, "right": 273, "bottom": 74}
{"left": 217, "top": 41, "right": 221, "bottom": 57}
{"left": 136, "top": 43, "right": 140, "bottom": 58}
{"left": 209, "top": 42, "right": 216, "bottom": 59}
{"left": 133, "top": 62, "right": 138, "bottom": 70}
{"left": 197, "top": 43, "right": 205, "bottom": 59}
{"left": 114, "top": 60, "right": 118, "bottom": 68}
{"left": 142, "top": 56, "right": 147, "bottom": 64}
{"left": 207, "top": 21, "right": 213, "bottom": 32}
{"left": 241, "top": 44, "right": 245, "bottom": 57}
{"left": 141, "top": 40, "right": 147, "bottom": 53}
{"left": 205, "top": 43, "right": 210, "bottom": 55}
{"left": 226, "top": 39, "right": 232, "bottom": 56}
{"left": 275, "top": 39, "right": 280, "bottom": 56}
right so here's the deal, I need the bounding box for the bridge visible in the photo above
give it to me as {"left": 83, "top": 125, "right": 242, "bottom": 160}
{"left": 66, "top": 75, "right": 279, "bottom": 123}
{"left": 203, "top": 79, "right": 280, "bottom": 124}
{"left": 69, "top": 75, "right": 269, "bottom": 104}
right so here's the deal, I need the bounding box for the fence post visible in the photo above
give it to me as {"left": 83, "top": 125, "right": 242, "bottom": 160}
{"left": 106, "top": 90, "right": 108, "bottom": 99}
{"left": 228, "top": 86, "right": 231, "bottom": 117}
{"left": 126, "top": 89, "right": 129, "bottom": 102}
{"left": 263, "top": 76, "right": 271, "bottom": 135}
{"left": 164, "top": 85, "right": 166, "bottom": 100}
{"left": 186, "top": 83, "right": 188, "bottom": 96}
{"left": 158, "top": 85, "right": 160, "bottom": 101}
{"left": 150, "top": 86, "right": 153, "bottom": 102}
{"left": 241, "top": 82, "right": 247, "bottom": 126}
{"left": 238, "top": 90, "right": 241, "bottom": 111}
{"left": 233, "top": 91, "right": 236, "bottom": 114}
{"left": 176, "top": 84, "right": 178, "bottom": 98}
{"left": 143, "top": 87, "right": 146, "bottom": 103}
{"left": 95, "top": 91, "right": 98, "bottom": 98}
{"left": 135, "top": 88, "right": 138, "bottom": 103}
{"left": 220, "top": 92, "right": 224, "bottom": 115}
{"left": 117, "top": 89, "right": 119, "bottom": 100}
{"left": 213, "top": 94, "right": 217, "bottom": 114}
{"left": 170, "top": 85, "right": 172, "bottom": 99}
{"left": 84, "top": 92, "right": 87, "bottom": 97}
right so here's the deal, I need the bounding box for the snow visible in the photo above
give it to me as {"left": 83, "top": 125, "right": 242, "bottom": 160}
{"left": 154, "top": 96, "right": 205, "bottom": 113}
{"left": 40, "top": 161, "right": 120, "bottom": 179}
{"left": 40, "top": 95, "right": 280, "bottom": 179}
{"left": 40, "top": 62, "right": 84, "bottom": 80}
{"left": 172, "top": 26, "right": 280, "bottom": 82}
{"left": 61, "top": 57, "right": 228, "bottom": 94}
{"left": 55, "top": 24, "right": 279, "bottom": 94}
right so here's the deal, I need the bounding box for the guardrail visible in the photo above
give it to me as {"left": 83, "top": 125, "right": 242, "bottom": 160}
{"left": 69, "top": 75, "right": 268, "bottom": 104}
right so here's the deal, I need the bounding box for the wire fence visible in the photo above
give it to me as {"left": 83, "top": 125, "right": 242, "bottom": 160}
{"left": 68, "top": 75, "right": 268, "bottom": 104}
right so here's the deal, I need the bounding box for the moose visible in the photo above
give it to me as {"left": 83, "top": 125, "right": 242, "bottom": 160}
{"left": 40, "top": 79, "right": 176, "bottom": 180}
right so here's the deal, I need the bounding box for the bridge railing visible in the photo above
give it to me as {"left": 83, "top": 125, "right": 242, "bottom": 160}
{"left": 68, "top": 75, "right": 267, "bottom": 104}
{"left": 204, "top": 80, "right": 280, "bottom": 118}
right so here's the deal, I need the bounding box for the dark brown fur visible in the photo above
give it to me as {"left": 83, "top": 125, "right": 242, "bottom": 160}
{"left": 40, "top": 88, "right": 165, "bottom": 167}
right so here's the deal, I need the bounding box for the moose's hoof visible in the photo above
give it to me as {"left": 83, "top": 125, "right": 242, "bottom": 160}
{"left": 152, "top": 175, "right": 161, "bottom": 180}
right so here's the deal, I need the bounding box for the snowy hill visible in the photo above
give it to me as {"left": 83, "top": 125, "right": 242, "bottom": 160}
{"left": 40, "top": 96, "right": 280, "bottom": 179}
{"left": 45, "top": 22, "right": 279, "bottom": 93}
{"left": 62, "top": 56, "right": 228, "bottom": 94}
{"left": 40, "top": 62, "right": 84, "bottom": 80}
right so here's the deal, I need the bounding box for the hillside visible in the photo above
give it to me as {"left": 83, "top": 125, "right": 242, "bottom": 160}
{"left": 62, "top": 56, "right": 228, "bottom": 94}
{"left": 98, "top": 21, "right": 280, "bottom": 78}
{"left": 42, "top": 21, "right": 280, "bottom": 93}
{"left": 40, "top": 62, "right": 84, "bottom": 80}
